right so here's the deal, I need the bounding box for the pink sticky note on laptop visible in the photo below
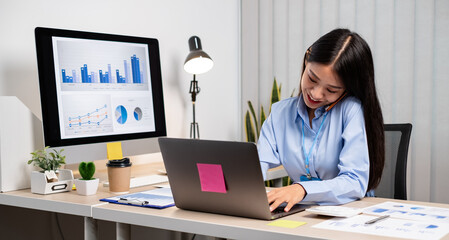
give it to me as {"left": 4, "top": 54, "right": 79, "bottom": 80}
{"left": 196, "top": 163, "right": 227, "bottom": 193}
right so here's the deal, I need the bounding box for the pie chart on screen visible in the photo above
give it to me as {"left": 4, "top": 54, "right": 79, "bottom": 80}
{"left": 134, "top": 107, "right": 142, "bottom": 121}
{"left": 115, "top": 105, "right": 127, "bottom": 124}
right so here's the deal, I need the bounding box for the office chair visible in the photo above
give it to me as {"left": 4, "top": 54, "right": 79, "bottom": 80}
{"left": 375, "top": 123, "right": 413, "bottom": 200}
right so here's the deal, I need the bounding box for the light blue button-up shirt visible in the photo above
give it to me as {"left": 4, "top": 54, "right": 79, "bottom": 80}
{"left": 257, "top": 95, "right": 369, "bottom": 205}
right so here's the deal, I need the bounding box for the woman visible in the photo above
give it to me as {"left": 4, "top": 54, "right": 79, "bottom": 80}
{"left": 257, "top": 28, "right": 384, "bottom": 212}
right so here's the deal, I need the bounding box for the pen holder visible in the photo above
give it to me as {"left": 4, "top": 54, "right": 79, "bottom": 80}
{"left": 30, "top": 169, "right": 73, "bottom": 194}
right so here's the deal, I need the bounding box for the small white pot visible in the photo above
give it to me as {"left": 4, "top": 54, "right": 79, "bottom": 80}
{"left": 74, "top": 178, "right": 99, "bottom": 196}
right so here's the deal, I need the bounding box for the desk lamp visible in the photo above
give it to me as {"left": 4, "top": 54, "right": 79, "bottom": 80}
{"left": 184, "top": 36, "right": 213, "bottom": 139}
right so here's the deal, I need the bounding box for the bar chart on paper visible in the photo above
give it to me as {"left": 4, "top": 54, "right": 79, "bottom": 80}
{"left": 313, "top": 201, "right": 449, "bottom": 239}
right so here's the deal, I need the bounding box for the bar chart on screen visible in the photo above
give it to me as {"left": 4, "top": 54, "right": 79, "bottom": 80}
{"left": 60, "top": 54, "right": 146, "bottom": 84}
{"left": 53, "top": 37, "right": 151, "bottom": 91}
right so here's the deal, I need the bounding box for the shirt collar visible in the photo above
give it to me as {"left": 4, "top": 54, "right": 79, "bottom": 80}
{"left": 296, "top": 93, "right": 326, "bottom": 122}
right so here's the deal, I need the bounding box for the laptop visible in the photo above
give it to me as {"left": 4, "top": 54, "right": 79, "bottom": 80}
{"left": 158, "top": 137, "right": 313, "bottom": 220}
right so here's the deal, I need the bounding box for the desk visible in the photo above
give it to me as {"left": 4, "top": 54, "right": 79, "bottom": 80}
{"left": 92, "top": 197, "right": 449, "bottom": 240}
{"left": 0, "top": 160, "right": 165, "bottom": 240}
{"left": 1, "top": 161, "right": 449, "bottom": 240}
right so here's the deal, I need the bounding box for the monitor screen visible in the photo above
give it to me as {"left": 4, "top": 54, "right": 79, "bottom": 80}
{"left": 35, "top": 27, "right": 166, "bottom": 163}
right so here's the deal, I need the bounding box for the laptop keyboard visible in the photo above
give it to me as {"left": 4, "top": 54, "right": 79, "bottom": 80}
{"left": 272, "top": 206, "right": 287, "bottom": 214}
{"left": 271, "top": 203, "right": 313, "bottom": 218}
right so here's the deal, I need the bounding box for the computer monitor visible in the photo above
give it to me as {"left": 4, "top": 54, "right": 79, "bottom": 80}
{"left": 35, "top": 27, "right": 166, "bottom": 164}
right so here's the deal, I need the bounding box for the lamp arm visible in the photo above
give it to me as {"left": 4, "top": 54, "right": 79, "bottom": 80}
{"left": 189, "top": 74, "right": 200, "bottom": 102}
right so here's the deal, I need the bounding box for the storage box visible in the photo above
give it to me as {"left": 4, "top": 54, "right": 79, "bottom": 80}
{"left": 31, "top": 169, "right": 73, "bottom": 194}
{"left": 0, "top": 96, "right": 44, "bottom": 192}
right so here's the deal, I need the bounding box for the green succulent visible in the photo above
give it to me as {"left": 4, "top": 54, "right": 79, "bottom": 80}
{"left": 78, "top": 162, "right": 96, "bottom": 180}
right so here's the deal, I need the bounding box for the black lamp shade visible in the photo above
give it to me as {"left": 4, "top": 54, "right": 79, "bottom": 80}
{"left": 184, "top": 36, "right": 213, "bottom": 74}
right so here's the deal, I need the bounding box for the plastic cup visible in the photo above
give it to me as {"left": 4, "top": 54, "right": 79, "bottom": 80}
{"left": 106, "top": 158, "right": 132, "bottom": 194}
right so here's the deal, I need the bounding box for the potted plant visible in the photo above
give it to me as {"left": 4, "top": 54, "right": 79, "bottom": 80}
{"left": 245, "top": 78, "right": 293, "bottom": 187}
{"left": 27, "top": 146, "right": 73, "bottom": 194}
{"left": 74, "top": 162, "right": 99, "bottom": 196}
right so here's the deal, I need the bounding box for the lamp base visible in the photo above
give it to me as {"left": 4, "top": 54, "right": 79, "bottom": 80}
{"left": 190, "top": 122, "right": 199, "bottom": 139}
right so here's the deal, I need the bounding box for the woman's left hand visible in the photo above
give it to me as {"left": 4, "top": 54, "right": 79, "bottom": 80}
{"left": 267, "top": 183, "right": 306, "bottom": 212}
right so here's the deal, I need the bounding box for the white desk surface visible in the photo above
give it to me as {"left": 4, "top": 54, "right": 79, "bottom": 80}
{"left": 2, "top": 160, "right": 449, "bottom": 240}
{"left": 0, "top": 160, "right": 165, "bottom": 217}
{"left": 91, "top": 196, "right": 449, "bottom": 240}
{"left": 0, "top": 159, "right": 283, "bottom": 218}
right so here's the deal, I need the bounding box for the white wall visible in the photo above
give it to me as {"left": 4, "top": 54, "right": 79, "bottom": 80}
{"left": 242, "top": 0, "right": 449, "bottom": 204}
{"left": 0, "top": 0, "right": 241, "bottom": 141}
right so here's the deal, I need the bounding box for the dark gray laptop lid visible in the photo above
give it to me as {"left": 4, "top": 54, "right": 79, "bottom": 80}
{"left": 158, "top": 138, "right": 310, "bottom": 220}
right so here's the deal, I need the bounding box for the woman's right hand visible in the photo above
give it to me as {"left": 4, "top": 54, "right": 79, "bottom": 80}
{"left": 267, "top": 183, "right": 307, "bottom": 212}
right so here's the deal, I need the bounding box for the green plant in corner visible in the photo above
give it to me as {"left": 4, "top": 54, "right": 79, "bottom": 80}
{"left": 78, "top": 162, "right": 96, "bottom": 180}
{"left": 245, "top": 78, "right": 281, "bottom": 143}
{"left": 27, "top": 146, "right": 66, "bottom": 172}
{"left": 245, "top": 78, "right": 295, "bottom": 187}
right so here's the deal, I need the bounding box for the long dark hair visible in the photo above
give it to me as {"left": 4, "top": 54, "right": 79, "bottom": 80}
{"left": 300, "top": 28, "right": 384, "bottom": 191}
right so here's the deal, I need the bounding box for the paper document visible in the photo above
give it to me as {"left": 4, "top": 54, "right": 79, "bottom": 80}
{"left": 313, "top": 214, "right": 449, "bottom": 240}
{"left": 306, "top": 206, "right": 363, "bottom": 217}
{"left": 362, "top": 201, "right": 449, "bottom": 223}
{"left": 313, "top": 201, "right": 449, "bottom": 239}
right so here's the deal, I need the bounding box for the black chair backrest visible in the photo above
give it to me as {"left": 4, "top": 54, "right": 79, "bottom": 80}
{"left": 375, "top": 123, "right": 412, "bottom": 200}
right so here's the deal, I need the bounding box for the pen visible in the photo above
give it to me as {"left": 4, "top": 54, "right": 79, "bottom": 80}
{"left": 365, "top": 215, "right": 390, "bottom": 225}
{"left": 118, "top": 198, "right": 149, "bottom": 206}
